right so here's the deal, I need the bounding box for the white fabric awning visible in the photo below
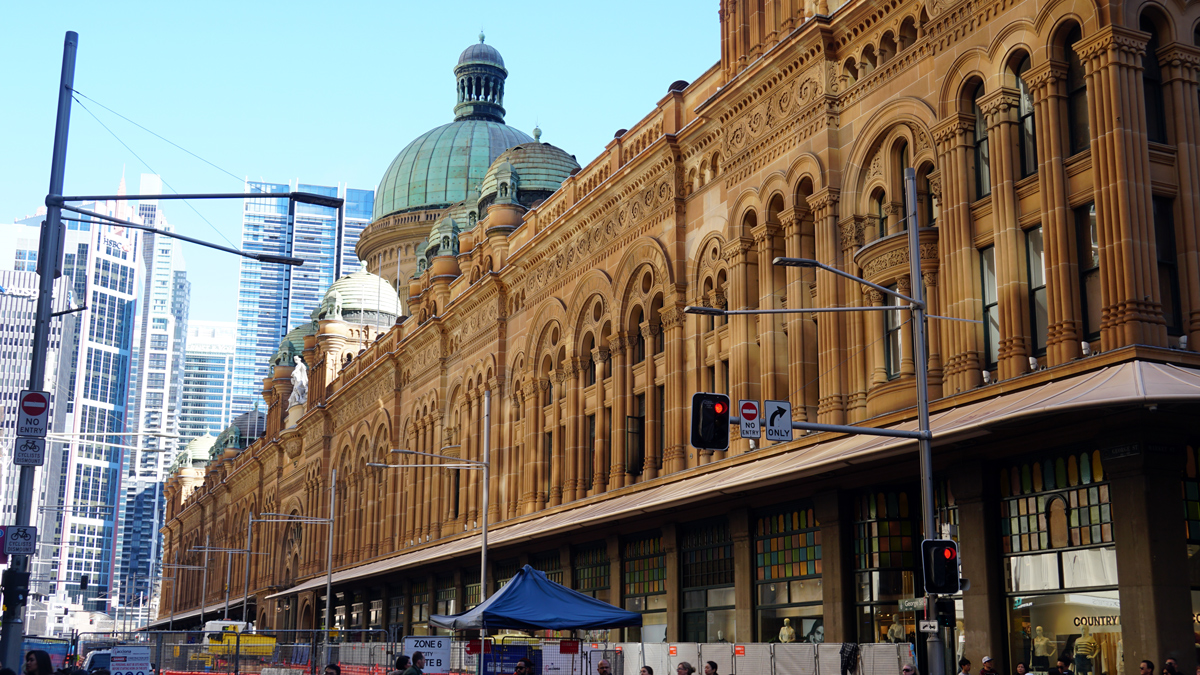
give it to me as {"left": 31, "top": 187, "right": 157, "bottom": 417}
{"left": 146, "top": 596, "right": 248, "bottom": 628}
{"left": 266, "top": 359, "right": 1200, "bottom": 600}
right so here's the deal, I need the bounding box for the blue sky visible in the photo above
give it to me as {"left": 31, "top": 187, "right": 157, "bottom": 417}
{"left": 2, "top": 1, "right": 718, "bottom": 321}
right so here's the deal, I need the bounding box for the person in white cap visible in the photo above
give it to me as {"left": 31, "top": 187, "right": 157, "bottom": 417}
{"left": 981, "top": 656, "right": 1001, "bottom": 675}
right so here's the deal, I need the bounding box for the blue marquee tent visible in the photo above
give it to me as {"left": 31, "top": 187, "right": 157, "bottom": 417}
{"left": 430, "top": 564, "right": 643, "bottom": 631}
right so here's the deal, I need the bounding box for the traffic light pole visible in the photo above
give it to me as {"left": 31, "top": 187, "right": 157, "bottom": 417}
{"left": 686, "top": 169, "right": 951, "bottom": 675}
{"left": 0, "top": 31, "right": 77, "bottom": 670}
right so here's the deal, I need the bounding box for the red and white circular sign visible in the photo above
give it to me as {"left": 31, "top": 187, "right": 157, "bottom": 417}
{"left": 21, "top": 392, "right": 48, "bottom": 417}
{"left": 740, "top": 401, "right": 758, "bottom": 420}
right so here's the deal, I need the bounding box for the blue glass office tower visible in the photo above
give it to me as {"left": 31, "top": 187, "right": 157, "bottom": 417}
{"left": 232, "top": 181, "right": 374, "bottom": 414}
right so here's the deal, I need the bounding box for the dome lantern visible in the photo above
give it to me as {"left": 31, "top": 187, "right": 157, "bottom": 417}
{"left": 454, "top": 34, "right": 508, "bottom": 123}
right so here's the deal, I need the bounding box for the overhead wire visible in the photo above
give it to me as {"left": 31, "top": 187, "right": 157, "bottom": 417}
{"left": 69, "top": 89, "right": 284, "bottom": 252}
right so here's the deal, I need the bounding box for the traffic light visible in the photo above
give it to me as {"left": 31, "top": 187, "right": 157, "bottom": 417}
{"left": 1, "top": 569, "right": 30, "bottom": 619}
{"left": 921, "top": 539, "right": 960, "bottom": 594}
{"left": 80, "top": 574, "right": 89, "bottom": 590}
{"left": 690, "top": 392, "right": 731, "bottom": 450}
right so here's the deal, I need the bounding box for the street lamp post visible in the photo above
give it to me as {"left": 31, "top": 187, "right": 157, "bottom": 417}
{"left": 1, "top": 29, "right": 345, "bottom": 667}
{"left": 368, "top": 389, "right": 492, "bottom": 607}
{"left": 686, "top": 169, "right": 966, "bottom": 675}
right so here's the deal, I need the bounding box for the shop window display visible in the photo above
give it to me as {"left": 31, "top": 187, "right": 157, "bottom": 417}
{"left": 1003, "top": 450, "right": 1120, "bottom": 675}
{"left": 623, "top": 533, "right": 667, "bottom": 642}
{"left": 854, "top": 489, "right": 918, "bottom": 643}
{"left": 755, "top": 503, "right": 823, "bottom": 642}
{"left": 681, "top": 519, "right": 735, "bottom": 642}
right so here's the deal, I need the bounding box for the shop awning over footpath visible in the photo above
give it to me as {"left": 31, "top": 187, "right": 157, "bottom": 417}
{"left": 145, "top": 596, "right": 249, "bottom": 629}
{"left": 266, "top": 359, "right": 1200, "bottom": 601}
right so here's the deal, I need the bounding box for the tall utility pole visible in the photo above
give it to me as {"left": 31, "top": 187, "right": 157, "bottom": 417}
{"left": 0, "top": 30, "right": 77, "bottom": 669}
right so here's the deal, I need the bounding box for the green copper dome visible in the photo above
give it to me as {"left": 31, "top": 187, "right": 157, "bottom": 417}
{"left": 373, "top": 121, "right": 534, "bottom": 221}
{"left": 316, "top": 269, "right": 405, "bottom": 323}
{"left": 480, "top": 142, "right": 580, "bottom": 201}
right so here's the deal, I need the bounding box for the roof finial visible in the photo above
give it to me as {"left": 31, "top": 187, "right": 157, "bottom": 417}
{"left": 479, "top": 30, "right": 485, "bottom": 43}
{"left": 533, "top": 125, "right": 542, "bottom": 143}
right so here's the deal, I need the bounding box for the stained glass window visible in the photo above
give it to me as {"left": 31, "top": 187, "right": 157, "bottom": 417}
{"left": 681, "top": 520, "right": 734, "bottom": 588}
{"left": 755, "top": 504, "right": 821, "bottom": 581}
{"left": 573, "top": 543, "right": 609, "bottom": 594}
{"left": 855, "top": 490, "right": 915, "bottom": 570}
{"left": 1184, "top": 445, "right": 1200, "bottom": 544}
{"left": 623, "top": 534, "right": 666, "bottom": 596}
{"left": 531, "top": 551, "right": 563, "bottom": 584}
{"left": 999, "top": 450, "right": 1112, "bottom": 553}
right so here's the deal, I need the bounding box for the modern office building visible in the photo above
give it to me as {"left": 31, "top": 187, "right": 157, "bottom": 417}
{"left": 179, "top": 320, "right": 237, "bottom": 441}
{"left": 231, "top": 181, "right": 375, "bottom": 415}
{"left": 114, "top": 174, "right": 191, "bottom": 628}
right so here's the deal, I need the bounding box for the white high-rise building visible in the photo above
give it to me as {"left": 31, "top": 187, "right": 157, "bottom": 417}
{"left": 179, "top": 320, "right": 236, "bottom": 441}
{"left": 2, "top": 173, "right": 189, "bottom": 632}
{"left": 115, "top": 174, "right": 190, "bottom": 628}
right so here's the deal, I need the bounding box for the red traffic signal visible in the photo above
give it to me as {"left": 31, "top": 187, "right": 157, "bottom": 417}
{"left": 690, "top": 393, "right": 731, "bottom": 451}
{"left": 921, "top": 539, "right": 960, "bottom": 594}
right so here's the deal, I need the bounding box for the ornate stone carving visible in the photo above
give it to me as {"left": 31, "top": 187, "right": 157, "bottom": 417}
{"left": 840, "top": 218, "right": 866, "bottom": 250}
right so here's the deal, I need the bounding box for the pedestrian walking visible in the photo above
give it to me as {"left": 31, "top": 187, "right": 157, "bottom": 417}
{"left": 959, "top": 658, "right": 972, "bottom": 675}
{"left": 676, "top": 663, "right": 696, "bottom": 675}
{"left": 26, "top": 653, "right": 53, "bottom": 675}
{"left": 704, "top": 662, "right": 719, "bottom": 675}
{"left": 403, "top": 653, "right": 425, "bottom": 675}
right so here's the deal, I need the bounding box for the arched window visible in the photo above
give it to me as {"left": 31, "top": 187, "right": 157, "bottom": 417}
{"left": 1065, "top": 27, "right": 1090, "bottom": 154}
{"left": 921, "top": 165, "right": 937, "bottom": 227}
{"left": 1141, "top": 16, "right": 1168, "bottom": 144}
{"left": 973, "top": 84, "right": 992, "bottom": 199}
{"left": 874, "top": 191, "right": 888, "bottom": 238}
{"left": 1015, "top": 56, "right": 1037, "bottom": 178}
{"left": 897, "top": 141, "right": 911, "bottom": 230}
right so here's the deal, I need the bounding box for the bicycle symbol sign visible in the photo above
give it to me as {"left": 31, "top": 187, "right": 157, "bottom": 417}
{"left": 14, "top": 435, "right": 45, "bottom": 466}
{"left": 0, "top": 525, "right": 37, "bottom": 555}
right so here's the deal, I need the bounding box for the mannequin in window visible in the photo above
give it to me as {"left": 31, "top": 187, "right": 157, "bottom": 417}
{"left": 887, "top": 619, "right": 907, "bottom": 642}
{"left": 1073, "top": 626, "right": 1098, "bottom": 675}
{"left": 1033, "top": 626, "right": 1056, "bottom": 669}
{"left": 778, "top": 618, "right": 796, "bottom": 643}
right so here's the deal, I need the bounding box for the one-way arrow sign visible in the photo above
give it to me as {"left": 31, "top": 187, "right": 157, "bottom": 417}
{"left": 764, "top": 400, "right": 793, "bottom": 442}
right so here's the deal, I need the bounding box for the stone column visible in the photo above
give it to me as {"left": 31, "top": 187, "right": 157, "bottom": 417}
{"left": 933, "top": 113, "right": 984, "bottom": 393}
{"left": 1027, "top": 61, "right": 1084, "bottom": 366}
{"left": 467, "top": 389, "right": 480, "bottom": 527}
{"left": 951, "top": 462, "right": 1007, "bottom": 670}
{"left": 841, "top": 216, "right": 870, "bottom": 421}
{"left": 1078, "top": 26, "right": 1168, "bottom": 349}
{"left": 662, "top": 522, "right": 681, "bottom": 643}
{"left": 866, "top": 288, "right": 887, "bottom": 385}
{"left": 813, "top": 491, "right": 855, "bottom": 643}
{"left": 980, "top": 86, "right": 1033, "bottom": 379}
{"left": 922, "top": 271, "right": 944, "bottom": 398}
{"left": 897, "top": 275, "right": 916, "bottom": 377}
{"left": 416, "top": 418, "right": 430, "bottom": 542}
{"left": 609, "top": 334, "right": 629, "bottom": 488}
{"left": 549, "top": 371, "right": 566, "bottom": 506}
{"left": 657, "top": 307, "right": 686, "bottom": 470}
{"left": 1160, "top": 44, "right": 1200, "bottom": 347}
{"left": 725, "top": 237, "right": 759, "bottom": 453}
{"left": 487, "top": 379, "right": 502, "bottom": 524}
{"left": 429, "top": 411, "right": 444, "bottom": 539}
{"left": 566, "top": 359, "right": 583, "bottom": 502}
{"left": 592, "top": 347, "right": 610, "bottom": 494}
{"left": 1108, "top": 446, "right": 1193, "bottom": 674}
{"left": 641, "top": 323, "right": 661, "bottom": 479}
{"left": 782, "top": 208, "right": 808, "bottom": 415}
{"left": 730, "top": 508, "right": 754, "bottom": 643}
{"left": 810, "top": 189, "right": 845, "bottom": 424}
{"left": 521, "top": 379, "right": 538, "bottom": 513}
{"left": 753, "top": 221, "right": 786, "bottom": 402}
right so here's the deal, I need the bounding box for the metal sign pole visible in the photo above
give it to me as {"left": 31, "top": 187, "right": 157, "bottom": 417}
{"left": 0, "top": 30, "right": 77, "bottom": 670}
{"left": 904, "top": 167, "right": 944, "bottom": 675}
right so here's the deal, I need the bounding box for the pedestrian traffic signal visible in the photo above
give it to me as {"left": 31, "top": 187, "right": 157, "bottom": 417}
{"left": 921, "top": 539, "right": 960, "bottom": 594}
{"left": 690, "top": 392, "right": 731, "bottom": 450}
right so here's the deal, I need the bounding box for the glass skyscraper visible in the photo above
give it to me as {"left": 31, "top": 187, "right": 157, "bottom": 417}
{"left": 179, "top": 320, "right": 236, "bottom": 440}
{"left": 232, "top": 181, "right": 374, "bottom": 414}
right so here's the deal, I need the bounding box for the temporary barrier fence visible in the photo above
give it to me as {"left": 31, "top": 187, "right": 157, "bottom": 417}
{"left": 428, "top": 638, "right": 912, "bottom": 675}
{"left": 73, "top": 629, "right": 395, "bottom": 675}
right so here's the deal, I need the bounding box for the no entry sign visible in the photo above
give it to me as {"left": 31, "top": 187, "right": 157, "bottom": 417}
{"left": 17, "top": 390, "right": 49, "bottom": 437}
{"left": 738, "top": 399, "right": 761, "bottom": 439}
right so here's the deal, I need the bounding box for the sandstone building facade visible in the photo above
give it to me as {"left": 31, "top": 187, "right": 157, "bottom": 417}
{"left": 159, "top": 4, "right": 1200, "bottom": 673}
